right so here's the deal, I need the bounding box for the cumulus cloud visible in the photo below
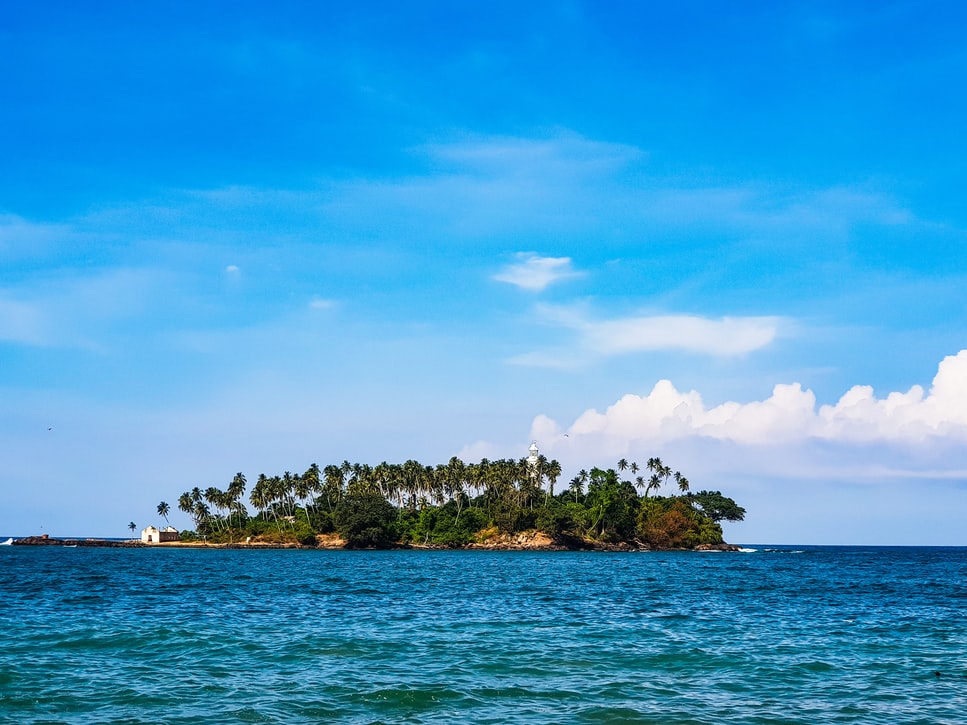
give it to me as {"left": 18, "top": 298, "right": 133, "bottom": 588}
{"left": 533, "top": 350, "right": 967, "bottom": 447}
{"left": 493, "top": 253, "right": 582, "bottom": 291}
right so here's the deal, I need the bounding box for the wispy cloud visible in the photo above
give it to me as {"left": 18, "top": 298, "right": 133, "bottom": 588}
{"left": 493, "top": 253, "right": 582, "bottom": 292}
{"left": 0, "top": 296, "right": 51, "bottom": 346}
{"left": 0, "top": 214, "right": 74, "bottom": 260}
{"left": 580, "top": 313, "right": 779, "bottom": 356}
{"left": 54, "top": 134, "right": 925, "bottom": 272}
{"left": 0, "top": 268, "right": 172, "bottom": 350}
{"left": 426, "top": 133, "right": 643, "bottom": 177}
{"left": 510, "top": 304, "right": 781, "bottom": 366}
{"left": 308, "top": 297, "right": 337, "bottom": 310}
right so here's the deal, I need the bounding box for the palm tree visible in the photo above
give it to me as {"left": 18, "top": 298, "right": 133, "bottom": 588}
{"left": 204, "top": 486, "right": 226, "bottom": 533}
{"left": 322, "top": 465, "right": 345, "bottom": 512}
{"left": 617, "top": 458, "right": 629, "bottom": 474}
{"left": 544, "top": 458, "right": 562, "bottom": 499}
{"left": 646, "top": 457, "right": 674, "bottom": 492}
{"left": 634, "top": 475, "right": 646, "bottom": 495}
{"left": 157, "top": 501, "right": 170, "bottom": 525}
{"left": 193, "top": 501, "right": 211, "bottom": 534}
{"left": 660, "top": 462, "right": 673, "bottom": 487}
{"left": 675, "top": 471, "right": 690, "bottom": 493}
{"left": 128, "top": 521, "right": 137, "bottom": 536}
{"left": 227, "top": 473, "right": 247, "bottom": 528}
{"left": 250, "top": 475, "right": 271, "bottom": 521}
{"left": 178, "top": 492, "right": 194, "bottom": 527}
{"left": 568, "top": 476, "right": 583, "bottom": 503}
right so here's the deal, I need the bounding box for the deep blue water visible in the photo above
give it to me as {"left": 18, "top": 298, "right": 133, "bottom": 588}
{"left": 2, "top": 545, "right": 967, "bottom": 724}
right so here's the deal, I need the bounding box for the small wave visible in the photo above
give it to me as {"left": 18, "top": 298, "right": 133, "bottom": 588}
{"left": 0, "top": 537, "right": 13, "bottom": 546}
{"left": 758, "top": 547, "right": 806, "bottom": 554}
{"left": 737, "top": 547, "right": 757, "bottom": 553}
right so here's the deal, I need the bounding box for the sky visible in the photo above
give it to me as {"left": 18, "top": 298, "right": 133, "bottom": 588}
{"left": 2, "top": 1, "right": 967, "bottom": 544}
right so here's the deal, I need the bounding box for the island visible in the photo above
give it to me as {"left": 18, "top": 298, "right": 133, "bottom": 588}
{"left": 145, "top": 448, "right": 745, "bottom": 551}
{"left": 11, "top": 450, "right": 745, "bottom": 550}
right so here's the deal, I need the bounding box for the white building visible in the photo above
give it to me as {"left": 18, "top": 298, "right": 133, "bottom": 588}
{"left": 141, "top": 525, "right": 180, "bottom": 544}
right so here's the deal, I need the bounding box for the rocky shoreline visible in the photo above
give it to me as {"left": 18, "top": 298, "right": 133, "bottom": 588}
{"left": 11, "top": 535, "right": 144, "bottom": 548}
{"left": 10, "top": 533, "right": 740, "bottom": 552}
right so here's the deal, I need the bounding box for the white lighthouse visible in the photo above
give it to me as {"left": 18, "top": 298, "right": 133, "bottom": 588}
{"left": 527, "top": 441, "right": 540, "bottom": 469}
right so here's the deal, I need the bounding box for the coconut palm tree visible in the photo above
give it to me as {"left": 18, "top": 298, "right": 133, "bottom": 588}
{"left": 157, "top": 501, "right": 170, "bottom": 525}
{"left": 675, "top": 471, "right": 690, "bottom": 493}
{"left": 128, "top": 521, "right": 137, "bottom": 536}
{"left": 322, "top": 465, "right": 345, "bottom": 512}
{"left": 647, "top": 457, "right": 674, "bottom": 491}
{"left": 250, "top": 474, "right": 271, "bottom": 521}
{"left": 178, "top": 492, "right": 196, "bottom": 529}
{"left": 204, "top": 487, "right": 225, "bottom": 532}
{"left": 634, "top": 475, "right": 646, "bottom": 495}
{"left": 568, "top": 475, "right": 583, "bottom": 503}
{"left": 193, "top": 501, "right": 211, "bottom": 534}
{"left": 227, "top": 473, "right": 247, "bottom": 528}
{"left": 544, "top": 458, "right": 562, "bottom": 499}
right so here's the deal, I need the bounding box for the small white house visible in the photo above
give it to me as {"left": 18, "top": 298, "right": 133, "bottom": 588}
{"left": 141, "top": 526, "right": 180, "bottom": 544}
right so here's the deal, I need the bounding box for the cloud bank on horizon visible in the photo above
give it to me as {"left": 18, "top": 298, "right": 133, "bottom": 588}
{"left": 2, "top": 1, "right": 967, "bottom": 544}
{"left": 530, "top": 350, "right": 967, "bottom": 448}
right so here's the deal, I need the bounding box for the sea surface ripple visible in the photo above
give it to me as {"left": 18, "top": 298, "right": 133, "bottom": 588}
{"left": 2, "top": 545, "right": 967, "bottom": 724}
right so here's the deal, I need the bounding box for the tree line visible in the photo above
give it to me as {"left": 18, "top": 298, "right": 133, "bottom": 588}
{"left": 160, "top": 454, "right": 745, "bottom": 549}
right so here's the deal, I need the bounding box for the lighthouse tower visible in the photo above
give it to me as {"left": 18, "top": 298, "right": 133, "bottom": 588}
{"left": 527, "top": 441, "right": 539, "bottom": 467}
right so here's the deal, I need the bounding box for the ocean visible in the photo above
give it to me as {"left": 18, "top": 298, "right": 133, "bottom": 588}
{"left": 1, "top": 545, "right": 966, "bottom": 724}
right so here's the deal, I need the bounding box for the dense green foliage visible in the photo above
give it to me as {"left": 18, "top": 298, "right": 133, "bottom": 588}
{"left": 686, "top": 490, "right": 748, "bottom": 523}
{"left": 335, "top": 492, "right": 398, "bottom": 548}
{"left": 170, "top": 455, "right": 744, "bottom": 549}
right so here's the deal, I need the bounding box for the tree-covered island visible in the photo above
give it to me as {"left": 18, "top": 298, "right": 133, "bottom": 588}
{"left": 167, "top": 449, "right": 745, "bottom": 550}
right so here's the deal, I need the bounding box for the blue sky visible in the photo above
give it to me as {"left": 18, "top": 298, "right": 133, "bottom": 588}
{"left": 3, "top": 1, "right": 967, "bottom": 543}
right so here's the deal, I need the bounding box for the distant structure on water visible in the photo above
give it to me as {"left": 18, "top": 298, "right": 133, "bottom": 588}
{"left": 140, "top": 526, "right": 179, "bottom": 544}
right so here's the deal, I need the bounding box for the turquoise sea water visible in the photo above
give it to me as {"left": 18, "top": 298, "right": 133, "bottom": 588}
{"left": 2, "top": 545, "right": 966, "bottom": 724}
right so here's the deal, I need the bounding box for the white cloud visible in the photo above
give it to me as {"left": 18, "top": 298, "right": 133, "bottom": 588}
{"left": 509, "top": 351, "right": 967, "bottom": 544}
{"left": 493, "top": 253, "right": 582, "bottom": 291}
{"left": 580, "top": 314, "right": 779, "bottom": 356}
{"left": 533, "top": 350, "right": 967, "bottom": 448}
{"left": 511, "top": 304, "right": 781, "bottom": 366}
{"left": 225, "top": 264, "right": 240, "bottom": 273}
{"left": 309, "top": 297, "right": 336, "bottom": 310}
